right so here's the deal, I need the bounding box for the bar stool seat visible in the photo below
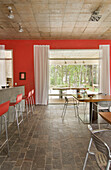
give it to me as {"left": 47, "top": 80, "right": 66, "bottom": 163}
{"left": 22, "top": 95, "right": 27, "bottom": 100}
{"left": 9, "top": 93, "right": 23, "bottom": 137}
{"left": 0, "top": 101, "right": 10, "bottom": 156}
{"left": 9, "top": 102, "right": 17, "bottom": 106}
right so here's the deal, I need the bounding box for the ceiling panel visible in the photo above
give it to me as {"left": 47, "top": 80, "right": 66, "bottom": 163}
{"left": 0, "top": 0, "right": 111, "bottom": 39}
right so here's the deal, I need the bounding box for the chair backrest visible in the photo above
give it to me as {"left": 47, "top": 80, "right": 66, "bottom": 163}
{"left": 16, "top": 93, "right": 22, "bottom": 104}
{"left": 92, "top": 132, "right": 110, "bottom": 159}
{"left": 73, "top": 96, "right": 79, "bottom": 104}
{"left": 0, "top": 101, "right": 10, "bottom": 116}
{"left": 32, "top": 89, "right": 34, "bottom": 95}
{"left": 99, "top": 101, "right": 111, "bottom": 107}
{"left": 65, "top": 97, "right": 68, "bottom": 103}
{"left": 98, "top": 93, "right": 111, "bottom": 107}
{"left": 28, "top": 91, "right": 31, "bottom": 98}
{"left": 88, "top": 125, "right": 110, "bottom": 159}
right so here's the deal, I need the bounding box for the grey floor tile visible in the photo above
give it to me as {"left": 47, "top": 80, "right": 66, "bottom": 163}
{"left": 0, "top": 105, "right": 102, "bottom": 170}
{"left": 21, "top": 161, "right": 32, "bottom": 170}
{"left": 1, "top": 161, "right": 15, "bottom": 170}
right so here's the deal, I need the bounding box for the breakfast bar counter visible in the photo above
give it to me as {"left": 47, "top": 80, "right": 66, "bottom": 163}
{"left": 0, "top": 86, "right": 25, "bottom": 131}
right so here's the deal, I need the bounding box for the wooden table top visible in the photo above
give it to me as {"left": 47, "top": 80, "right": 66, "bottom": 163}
{"left": 70, "top": 87, "right": 89, "bottom": 90}
{"left": 53, "top": 87, "right": 70, "bottom": 90}
{"left": 99, "top": 112, "right": 111, "bottom": 124}
{"left": 53, "top": 87, "right": 89, "bottom": 90}
{"left": 73, "top": 94, "right": 111, "bottom": 103}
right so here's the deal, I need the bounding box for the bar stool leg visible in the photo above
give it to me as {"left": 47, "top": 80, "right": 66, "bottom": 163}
{"left": 3, "top": 115, "right": 9, "bottom": 156}
{"left": 32, "top": 95, "right": 35, "bottom": 111}
{"left": 22, "top": 98, "right": 29, "bottom": 118}
{"left": 28, "top": 97, "right": 31, "bottom": 114}
{"left": 31, "top": 96, "right": 34, "bottom": 114}
{"left": 0, "top": 116, "right": 2, "bottom": 135}
{"left": 26, "top": 100, "right": 29, "bottom": 118}
{"left": 29, "top": 96, "right": 33, "bottom": 114}
{"left": 30, "top": 96, "right": 32, "bottom": 113}
{"left": 20, "top": 102, "right": 24, "bottom": 128}
{"left": 28, "top": 97, "right": 33, "bottom": 114}
{"left": 15, "top": 106, "right": 20, "bottom": 137}
{"left": 13, "top": 108, "right": 16, "bottom": 122}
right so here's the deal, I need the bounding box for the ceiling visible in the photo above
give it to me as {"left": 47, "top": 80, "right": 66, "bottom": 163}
{"left": 0, "top": 0, "right": 111, "bottom": 40}
{"left": 49, "top": 49, "right": 100, "bottom": 65}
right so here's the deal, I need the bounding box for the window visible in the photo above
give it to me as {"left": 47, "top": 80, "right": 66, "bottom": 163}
{"left": 49, "top": 49, "right": 101, "bottom": 102}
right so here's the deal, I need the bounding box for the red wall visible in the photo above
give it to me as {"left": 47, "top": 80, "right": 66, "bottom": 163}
{"left": 0, "top": 39, "right": 111, "bottom": 95}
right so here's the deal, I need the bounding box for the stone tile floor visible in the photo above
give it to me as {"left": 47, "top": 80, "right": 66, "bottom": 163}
{"left": 0, "top": 105, "right": 110, "bottom": 170}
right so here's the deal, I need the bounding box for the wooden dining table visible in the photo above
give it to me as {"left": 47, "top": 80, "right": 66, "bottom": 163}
{"left": 73, "top": 94, "right": 111, "bottom": 123}
{"left": 99, "top": 112, "right": 111, "bottom": 124}
{"left": 53, "top": 87, "right": 89, "bottom": 99}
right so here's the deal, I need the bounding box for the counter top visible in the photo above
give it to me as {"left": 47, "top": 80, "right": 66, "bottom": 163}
{"left": 0, "top": 85, "right": 24, "bottom": 91}
{"left": 0, "top": 85, "right": 25, "bottom": 131}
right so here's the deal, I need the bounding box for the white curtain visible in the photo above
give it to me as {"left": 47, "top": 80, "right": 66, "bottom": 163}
{"left": 0, "top": 45, "right": 6, "bottom": 87}
{"left": 99, "top": 45, "right": 110, "bottom": 95}
{"left": 34, "top": 45, "right": 49, "bottom": 105}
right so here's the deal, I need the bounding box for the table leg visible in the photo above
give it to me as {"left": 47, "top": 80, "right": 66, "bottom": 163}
{"left": 77, "top": 89, "right": 80, "bottom": 98}
{"left": 89, "top": 102, "right": 92, "bottom": 123}
{"left": 93, "top": 102, "right": 98, "bottom": 120}
{"left": 59, "top": 90, "right": 62, "bottom": 99}
{"left": 89, "top": 102, "right": 98, "bottom": 123}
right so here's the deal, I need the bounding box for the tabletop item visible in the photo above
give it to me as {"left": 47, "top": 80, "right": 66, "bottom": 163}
{"left": 87, "top": 94, "right": 96, "bottom": 98}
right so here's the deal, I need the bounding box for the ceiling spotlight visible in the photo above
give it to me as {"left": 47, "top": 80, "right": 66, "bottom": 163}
{"left": 89, "top": 10, "right": 102, "bottom": 22}
{"left": 92, "top": 10, "right": 99, "bottom": 15}
{"left": 8, "top": 6, "right": 14, "bottom": 19}
{"left": 19, "top": 24, "right": 24, "bottom": 33}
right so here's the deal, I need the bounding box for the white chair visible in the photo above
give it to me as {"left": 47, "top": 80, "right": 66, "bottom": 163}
{"left": 61, "top": 96, "right": 79, "bottom": 120}
{"left": 98, "top": 93, "right": 111, "bottom": 112}
{"left": 83, "top": 125, "right": 111, "bottom": 170}
{"left": 92, "top": 101, "right": 111, "bottom": 128}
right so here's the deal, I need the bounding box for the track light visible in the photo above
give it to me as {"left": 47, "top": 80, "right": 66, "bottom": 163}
{"left": 19, "top": 24, "right": 23, "bottom": 33}
{"left": 8, "top": 6, "right": 14, "bottom": 19}
{"left": 89, "top": 10, "right": 102, "bottom": 22}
